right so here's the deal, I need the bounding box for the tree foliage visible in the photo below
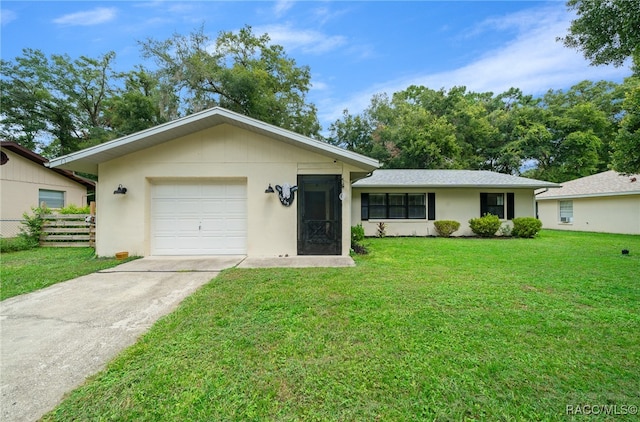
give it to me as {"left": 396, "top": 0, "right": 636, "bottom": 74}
{"left": 140, "top": 25, "right": 320, "bottom": 137}
{"left": 1, "top": 26, "right": 320, "bottom": 157}
{"left": 329, "top": 81, "right": 626, "bottom": 182}
{"left": 611, "top": 74, "right": 640, "bottom": 174}
{"left": 1, "top": 49, "right": 166, "bottom": 157}
{"left": 560, "top": 0, "right": 640, "bottom": 67}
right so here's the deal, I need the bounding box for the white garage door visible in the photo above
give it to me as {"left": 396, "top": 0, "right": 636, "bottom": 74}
{"left": 151, "top": 181, "right": 247, "bottom": 255}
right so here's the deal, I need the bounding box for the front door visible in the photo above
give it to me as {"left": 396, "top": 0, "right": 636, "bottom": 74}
{"left": 297, "top": 175, "right": 342, "bottom": 255}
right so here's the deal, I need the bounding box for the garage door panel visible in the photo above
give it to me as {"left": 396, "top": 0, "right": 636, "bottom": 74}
{"left": 201, "top": 184, "right": 228, "bottom": 197}
{"left": 152, "top": 199, "right": 179, "bottom": 214}
{"left": 200, "top": 199, "right": 226, "bottom": 214}
{"left": 224, "top": 217, "right": 247, "bottom": 231}
{"left": 225, "top": 199, "right": 247, "bottom": 213}
{"left": 151, "top": 181, "right": 247, "bottom": 255}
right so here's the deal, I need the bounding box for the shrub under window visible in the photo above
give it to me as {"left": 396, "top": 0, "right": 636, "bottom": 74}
{"left": 469, "top": 214, "right": 502, "bottom": 237}
{"left": 511, "top": 217, "right": 543, "bottom": 238}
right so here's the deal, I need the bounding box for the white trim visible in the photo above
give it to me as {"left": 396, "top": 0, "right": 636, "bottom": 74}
{"left": 537, "top": 191, "right": 640, "bottom": 200}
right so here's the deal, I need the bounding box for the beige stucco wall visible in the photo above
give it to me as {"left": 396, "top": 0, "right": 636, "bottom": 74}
{"left": 0, "top": 149, "right": 88, "bottom": 237}
{"left": 352, "top": 187, "right": 537, "bottom": 237}
{"left": 537, "top": 195, "right": 640, "bottom": 235}
{"left": 96, "top": 123, "right": 363, "bottom": 257}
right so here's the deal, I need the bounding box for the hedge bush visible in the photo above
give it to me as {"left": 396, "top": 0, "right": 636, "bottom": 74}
{"left": 468, "top": 214, "right": 501, "bottom": 237}
{"left": 351, "top": 224, "right": 365, "bottom": 244}
{"left": 58, "top": 204, "right": 91, "bottom": 214}
{"left": 350, "top": 224, "right": 368, "bottom": 254}
{"left": 434, "top": 220, "right": 460, "bottom": 237}
{"left": 511, "top": 217, "right": 543, "bottom": 238}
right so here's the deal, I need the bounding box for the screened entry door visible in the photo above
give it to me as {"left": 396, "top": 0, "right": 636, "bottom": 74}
{"left": 297, "top": 175, "right": 342, "bottom": 255}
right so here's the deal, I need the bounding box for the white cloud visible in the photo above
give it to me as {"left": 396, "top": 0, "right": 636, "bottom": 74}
{"left": 318, "top": 6, "right": 630, "bottom": 126}
{"left": 1, "top": 9, "right": 17, "bottom": 25}
{"left": 273, "top": 0, "right": 295, "bottom": 18}
{"left": 254, "top": 24, "right": 347, "bottom": 55}
{"left": 311, "top": 80, "right": 329, "bottom": 91}
{"left": 53, "top": 7, "right": 117, "bottom": 26}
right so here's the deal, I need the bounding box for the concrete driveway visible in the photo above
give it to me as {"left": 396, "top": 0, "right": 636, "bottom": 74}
{"left": 0, "top": 256, "right": 244, "bottom": 422}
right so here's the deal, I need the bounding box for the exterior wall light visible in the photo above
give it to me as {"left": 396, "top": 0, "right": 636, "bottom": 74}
{"left": 113, "top": 184, "right": 128, "bottom": 195}
{"left": 265, "top": 184, "right": 275, "bottom": 193}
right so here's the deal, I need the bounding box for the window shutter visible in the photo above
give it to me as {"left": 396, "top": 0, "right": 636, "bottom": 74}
{"left": 507, "top": 193, "right": 515, "bottom": 220}
{"left": 427, "top": 193, "right": 436, "bottom": 221}
{"left": 480, "top": 193, "right": 488, "bottom": 216}
{"left": 361, "top": 193, "right": 369, "bottom": 220}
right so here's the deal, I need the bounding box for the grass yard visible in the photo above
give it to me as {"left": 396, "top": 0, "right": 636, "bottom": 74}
{"left": 0, "top": 247, "right": 134, "bottom": 300}
{"left": 44, "top": 231, "right": 639, "bottom": 421}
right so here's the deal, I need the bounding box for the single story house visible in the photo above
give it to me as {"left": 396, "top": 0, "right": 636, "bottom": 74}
{"left": 1, "top": 142, "right": 95, "bottom": 237}
{"left": 48, "top": 107, "right": 379, "bottom": 257}
{"left": 536, "top": 170, "right": 640, "bottom": 235}
{"left": 352, "top": 169, "right": 559, "bottom": 237}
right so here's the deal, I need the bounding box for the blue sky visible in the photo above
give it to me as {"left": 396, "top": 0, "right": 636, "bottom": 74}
{"left": 1, "top": 1, "right": 631, "bottom": 131}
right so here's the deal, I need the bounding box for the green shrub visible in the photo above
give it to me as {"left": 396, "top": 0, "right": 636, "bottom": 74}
{"left": 18, "top": 206, "right": 48, "bottom": 247}
{"left": 511, "top": 217, "right": 543, "bottom": 238}
{"left": 468, "top": 214, "right": 501, "bottom": 237}
{"left": 351, "top": 224, "right": 365, "bottom": 243}
{"left": 58, "top": 204, "right": 91, "bottom": 214}
{"left": 433, "top": 220, "right": 460, "bottom": 237}
{"left": 350, "top": 224, "right": 368, "bottom": 255}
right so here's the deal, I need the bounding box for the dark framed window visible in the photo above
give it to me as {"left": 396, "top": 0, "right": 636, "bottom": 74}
{"left": 480, "top": 192, "right": 515, "bottom": 220}
{"left": 389, "top": 194, "right": 407, "bottom": 218}
{"left": 361, "top": 193, "right": 429, "bottom": 220}
{"left": 409, "top": 194, "right": 426, "bottom": 219}
{"left": 369, "top": 194, "right": 387, "bottom": 219}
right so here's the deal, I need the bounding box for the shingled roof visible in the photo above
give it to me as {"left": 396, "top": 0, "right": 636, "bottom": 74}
{"left": 536, "top": 170, "right": 640, "bottom": 200}
{"left": 353, "top": 169, "right": 559, "bottom": 189}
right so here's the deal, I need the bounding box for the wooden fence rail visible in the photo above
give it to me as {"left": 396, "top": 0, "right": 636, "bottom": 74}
{"left": 40, "top": 214, "right": 96, "bottom": 247}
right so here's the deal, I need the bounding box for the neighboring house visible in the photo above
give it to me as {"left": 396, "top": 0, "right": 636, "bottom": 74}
{"left": 536, "top": 170, "right": 640, "bottom": 235}
{"left": 48, "top": 107, "right": 379, "bottom": 257}
{"left": 352, "top": 169, "right": 559, "bottom": 237}
{"left": 0, "top": 142, "right": 95, "bottom": 238}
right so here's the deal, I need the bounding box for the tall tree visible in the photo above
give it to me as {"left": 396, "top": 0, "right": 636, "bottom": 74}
{"left": 1, "top": 49, "right": 118, "bottom": 156}
{"left": 611, "top": 73, "right": 640, "bottom": 174}
{"left": 521, "top": 81, "right": 621, "bottom": 182}
{"left": 1, "top": 49, "right": 54, "bottom": 151}
{"left": 140, "top": 25, "right": 321, "bottom": 137}
{"left": 1, "top": 50, "right": 176, "bottom": 157}
{"left": 104, "top": 67, "right": 177, "bottom": 136}
{"left": 560, "top": 0, "right": 640, "bottom": 67}
{"left": 327, "top": 109, "right": 376, "bottom": 156}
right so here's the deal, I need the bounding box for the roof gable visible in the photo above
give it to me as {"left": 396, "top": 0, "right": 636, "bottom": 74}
{"left": 1, "top": 142, "right": 95, "bottom": 189}
{"left": 353, "top": 169, "right": 559, "bottom": 189}
{"left": 536, "top": 170, "right": 640, "bottom": 199}
{"left": 47, "top": 107, "right": 379, "bottom": 175}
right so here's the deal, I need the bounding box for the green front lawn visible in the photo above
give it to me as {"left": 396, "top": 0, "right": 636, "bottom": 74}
{"left": 0, "top": 247, "right": 133, "bottom": 300}
{"left": 45, "top": 231, "right": 640, "bottom": 420}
